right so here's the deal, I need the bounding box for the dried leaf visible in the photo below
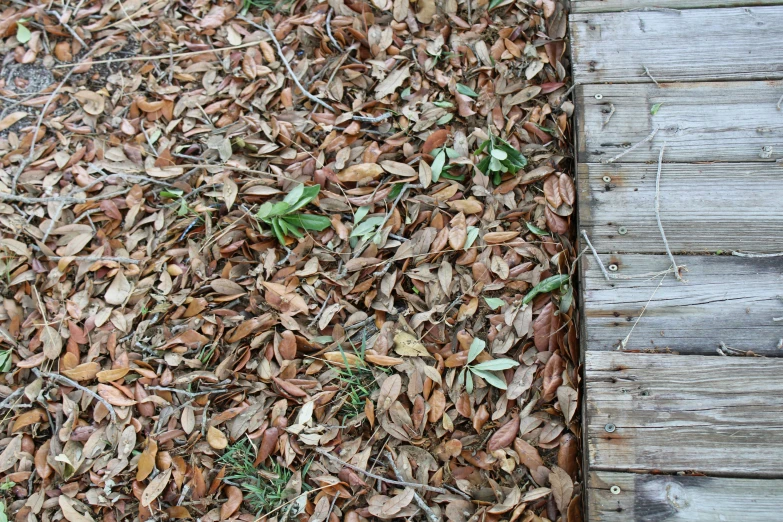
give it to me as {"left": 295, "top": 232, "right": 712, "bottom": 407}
{"left": 141, "top": 467, "right": 172, "bottom": 507}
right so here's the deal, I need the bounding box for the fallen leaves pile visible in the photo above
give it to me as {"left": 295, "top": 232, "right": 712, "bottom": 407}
{"left": 0, "top": 0, "right": 579, "bottom": 520}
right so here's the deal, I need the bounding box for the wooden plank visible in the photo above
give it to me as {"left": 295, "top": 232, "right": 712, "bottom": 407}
{"left": 588, "top": 471, "right": 783, "bottom": 521}
{"left": 575, "top": 82, "right": 783, "bottom": 163}
{"left": 578, "top": 163, "right": 783, "bottom": 253}
{"left": 571, "top": 7, "right": 783, "bottom": 83}
{"left": 586, "top": 352, "right": 783, "bottom": 475}
{"left": 572, "top": 0, "right": 783, "bottom": 14}
{"left": 583, "top": 255, "right": 783, "bottom": 354}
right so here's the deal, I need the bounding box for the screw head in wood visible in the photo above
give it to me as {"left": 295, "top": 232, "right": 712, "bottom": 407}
{"left": 618, "top": 226, "right": 627, "bottom": 235}
{"left": 605, "top": 423, "right": 616, "bottom": 432}
{"left": 610, "top": 485, "right": 621, "bottom": 495}
{"left": 608, "top": 264, "right": 618, "bottom": 272}
{"left": 595, "top": 94, "right": 603, "bottom": 100}
{"left": 602, "top": 175, "right": 611, "bottom": 183}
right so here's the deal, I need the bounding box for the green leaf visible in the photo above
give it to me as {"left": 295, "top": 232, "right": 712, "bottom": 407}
{"left": 444, "top": 148, "right": 460, "bottom": 159}
{"left": 283, "top": 183, "right": 304, "bottom": 207}
{"left": 467, "top": 338, "right": 486, "bottom": 364}
{"left": 351, "top": 216, "right": 384, "bottom": 238}
{"left": 474, "top": 139, "right": 490, "bottom": 155}
{"left": 283, "top": 214, "right": 332, "bottom": 231}
{"left": 256, "top": 202, "right": 274, "bottom": 220}
{"left": 465, "top": 226, "right": 479, "bottom": 249}
{"left": 431, "top": 150, "right": 446, "bottom": 182}
{"left": 286, "top": 185, "right": 321, "bottom": 212}
{"left": 469, "top": 368, "right": 508, "bottom": 390}
{"left": 0, "top": 350, "right": 11, "bottom": 373}
{"left": 476, "top": 155, "right": 491, "bottom": 174}
{"left": 522, "top": 274, "right": 569, "bottom": 305}
{"left": 483, "top": 297, "right": 505, "bottom": 310}
{"left": 489, "top": 156, "right": 503, "bottom": 172}
{"left": 354, "top": 206, "right": 370, "bottom": 225}
{"left": 177, "top": 199, "right": 189, "bottom": 217}
{"left": 465, "top": 371, "right": 474, "bottom": 394}
{"left": 491, "top": 149, "right": 508, "bottom": 161}
{"left": 559, "top": 283, "right": 574, "bottom": 314}
{"left": 0, "top": 502, "right": 7, "bottom": 522}
{"left": 436, "top": 113, "right": 454, "bottom": 125}
{"left": 488, "top": 0, "right": 508, "bottom": 10}
{"left": 526, "top": 222, "right": 549, "bottom": 236}
{"left": 388, "top": 183, "right": 404, "bottom": 200}
{"left": 456, "top": 83, "right": 479, "bottom": 98}
{"left": 270, "top": 218, "right": 287, "bottom": 244}
{"left": 16, "top": 22, "right": 31, "bottom": 44}
{"left": 472, "top": 358, "right": 519, "bottom": 371}
{"left": 270, "top": 201, "right": 292, "bottom": 217}
{"left": 160, "top": 189, "right": 184, "bottom": 199}
{"left": 433, "top": 101, "right": 454, "bottom": 108}
{"left": 651, "top": 102, "right": 663, "bottom": 115}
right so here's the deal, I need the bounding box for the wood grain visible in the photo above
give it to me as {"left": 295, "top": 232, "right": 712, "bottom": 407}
{"left": 575, "top": 82, "right": 783, "bottom": 163}
{"left": 571, "top": 7, "right": 783, "bottom": 83}
{"left": 582, "top": 254, "right": 783, "bottom": 354}
{"left": 586, "top": 352, "right": 783, "bottom": 475}
{"left": 588, "top": 471, "right": 783, "bottom": 521}
{"left": 577, "top": 163, "right": 783, "bottom": 253}
{"left": 572, "top": 0, "right": 783, "bottom": 13}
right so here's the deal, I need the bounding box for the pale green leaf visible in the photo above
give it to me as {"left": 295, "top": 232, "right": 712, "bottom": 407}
{"left": 472, "top": 358, "right": 520, "bottom": 371}
{"left": 469, "top": 368, "right": 508, "bottom": 390}
{"left": 467, "top": 338, "right": 486, "bottom": 364}
{"left": 483, "top": 297, "right": 505, "bottom": 310}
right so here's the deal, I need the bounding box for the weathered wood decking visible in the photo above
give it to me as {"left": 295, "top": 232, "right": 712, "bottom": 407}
{"left": 571, "top": 1, "right": 783, "bottom": 519}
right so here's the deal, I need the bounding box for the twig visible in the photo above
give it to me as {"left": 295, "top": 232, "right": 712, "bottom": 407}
{"left": 617, "top": 273, "right": 666, "bottom": 350}
{"left": 386, "top": 452, "right": 440, "bottom": 522}
{"left": 0, "top": 188, "right": 130, "bottom": 205}
{"left": 580, "top": 230, "right": 681, "bottom": 281}
{"left": 43, "top": 255, "right": 141, "bottom": 264}
{"left": 309, "top": 289, "right": 334, "bottom": 328}
{"left": 146, "top": 386, "right": 229, "bottom": 398}
{"left": 353, "top": 112, "right": 393, "bottom": 123}
{"left": 54, "top": 40, "right": 265, "bottom": 68}
{"left": 32, "top": 368, "right": 117, "bottom": 423}
{"left": 47, "top": 11, "right": 88, "bottom": 49}
{"left": 377, "top": 183, "right": 419, "bottom": 233}
{"left": 642, "top": 65, "right": 660, "bottom": 86}
{"left": 252, "top": 21, "right": 334, "bottom": 112}
{"left": 0, "top": 389, "right": 24, "bottom": 411}
{"left": 654, "top": 143, "right": 683, "bottom": 282}
{"left": 731, "top": 251, "right": 783, "bottom": 258}
{"left": 601, "top": 127, "right": 659, "bottom": 164}
{"left": 315, "top": 447, "right": 447, "bottom": 494}
{"left": 602, "top": 103, "right": 615, "bottom": 127}
{"left": 325, "top": 8, "right": 343, "bottom": 52}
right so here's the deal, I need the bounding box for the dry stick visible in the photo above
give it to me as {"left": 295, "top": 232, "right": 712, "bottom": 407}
{"left": 325, "top": 8, "right": 343, "bottom": 52}
{"left": 617, "top": 273, "right": 666, "bottom": 350}
{"left": 580, "top": 230, "right": 680, "bottom": 281}
{"left": 732, "top": 251, "right": 783, "bottom": 258}
{"left": 257, "top": 24, "right": 334, "bottom": 112}
{"left": 353, "top": 112, "right": 394, "bottom": 123}
{"left": 54, "top": 39, "right": 264, "bottom": 68}
{"left": 654, "top": 143, "right": 683, "bottom": 282}
{"left": 602, "top": 103, "right": 615, "bottom": 127}
{"left": 146, "top": 386, "right": 228, "bottom": 397}
{"left": 601, "top": 126, "right": 659, "bottom": 164}
{"left": 386, "top": 453, "right": 441, "bottom": 522}
{"left": 32, "top": 368, "right": 117, "bottom": 423}
{"left": 642, "top": 65, "right": 660, "bottom": 86}
{"left": 44, "top": 255, "right": 141, "bottom": 264}
{"left": 315, "top": 447, "right": 447, "bottom": 494}
{"left": 0, "top": 389, "right": 24, "bottom": 411}
{"left": 0, "top": 188, "right": 130, "bottom": 205}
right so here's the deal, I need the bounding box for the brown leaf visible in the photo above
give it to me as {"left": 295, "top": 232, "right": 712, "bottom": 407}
{"left": 381, "top": 160, "right": 416, "bottom": 177}
{"left": 141, "top": 467, "right": 172, "bottom": 507}
{"left": 514, "top": 438, "right": 544, "bottom": 471}
{"left": 557, "top": 385, "right": 578, "bottom": 423}
{"left": 534, "top": 302, "right": 554, "bottom": 351}
{"left": 136, "top": 439, "right": 158, "bottom": 481}
{"left": 337, "top": 163, "right": 384, "bottom": 183}
{"left": 448, "top": 212, "right": 467, "bottom": 250}
{"left": 61, "top": 362, "right": 100, "bottom": 382}
{"left": 198, "top": 5, "right": 234, "bottom": 30}
{"left": 377, "top": 374, "right": 402, "bottom": 415}
{"left": 545, "top": 206, "right": 568, "bottom": 235}
{"left": 483, "top": 231, "right": 520, "bottom": 244}
{"left": 105, "top": 271, "right": 131, "bottom": 305}
{"left": 543, "top": 175, "right": 563, "bottom": 208}
{"left": 0, "top": 111, "right": 28, "bottom": 132}
{"left": 549, "top": 465, "right": 574, "bottom": 514}
{"left": 41, "top": 326, "right": 63, "bottom": 360}
{"left": 422, "top": 129, "right": 449, "bottom": 154}
{"left": 559, "top": 174, "right": 576, "bottom": 205}
{"left": 74, "top": 91, "right": 105, "bottom": 116}
{"left": 220, "top": 485, "right": 243, "bottom": 519}
{"left": 380, "top": 488, "right": 415, "bottom": 516}
{"left": 542, "top": 353, "right": 565, "bottom": 402}
{"left": 207, "top": 427, "right": 228, "bottom": 450}
{"left": 59, "top": 495, "right": 95, "bottom": 522}
{"left": 487, "top": 416, "right": 519, "bottom": 452}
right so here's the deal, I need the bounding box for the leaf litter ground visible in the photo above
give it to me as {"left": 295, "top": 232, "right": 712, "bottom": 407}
{"left": 0, "top": 0, "right": 580, "bottom": 521}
